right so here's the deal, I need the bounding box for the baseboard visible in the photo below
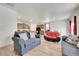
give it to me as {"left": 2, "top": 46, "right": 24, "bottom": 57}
{"left": 0, "top": 39, "right": 13, "bottom": 48}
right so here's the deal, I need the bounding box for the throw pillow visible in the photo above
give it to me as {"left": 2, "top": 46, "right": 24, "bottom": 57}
{"left": 76, "top": 42, "right": 79, "bottom": 48}
{"left": 19, "top": 33, "right": 28, "bottom": 40}
{"left": 30, "top": 32, "right": 35, "bottom": 38}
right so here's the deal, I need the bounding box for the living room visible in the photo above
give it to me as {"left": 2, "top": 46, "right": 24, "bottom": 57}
{"left": 0, "top": 3, "right": 79, "bottom": 56}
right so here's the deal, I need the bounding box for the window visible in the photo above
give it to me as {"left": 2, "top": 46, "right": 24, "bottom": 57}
{"left": 45, "top": 23, "right": 50, "bottom": 31}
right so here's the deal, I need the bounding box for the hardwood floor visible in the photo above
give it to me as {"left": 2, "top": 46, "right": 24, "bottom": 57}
{"left": 0, "top": 36, "right": 62, "bottom": 56}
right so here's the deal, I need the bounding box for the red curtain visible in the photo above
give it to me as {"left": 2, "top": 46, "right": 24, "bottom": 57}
{"left": 74, "top": 16, "right": 77, "bottom": 35}
{"left": 69, "top": 20, "right": 71, "bottom": 34}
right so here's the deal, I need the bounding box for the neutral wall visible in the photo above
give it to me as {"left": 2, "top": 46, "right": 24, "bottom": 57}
{"left": 77, "top": 16, "right": 79, "bottom": 35}
{"left": 71, "top": 16, "right": 75, "bottom": 35}
{"left": 50, "top": 20, "right": 67, "bottom": 36}
{"left": 0, "top": 5, "right": 17, "bottom": 47}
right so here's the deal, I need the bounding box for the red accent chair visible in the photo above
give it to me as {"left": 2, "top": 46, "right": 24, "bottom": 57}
{"left": 44, "top": 32, "right": 61, "bottom": 42}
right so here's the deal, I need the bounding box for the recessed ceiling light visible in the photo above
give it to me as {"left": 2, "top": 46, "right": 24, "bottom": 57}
{"left": 17, "top": 16, "right": 21, "bottom": 20}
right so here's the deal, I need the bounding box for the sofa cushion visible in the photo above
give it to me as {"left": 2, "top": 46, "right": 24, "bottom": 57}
{"left": 65, "top": 36, "right": 79, "bottom": 46}
{"left": 30, "top": 32, "right": 35, "bottom": 39}
{"left": 19, "top": 33, "right": 28, "bottom": 40}
{"left": 27, "top": 31, "right": 30, "bottom": 39}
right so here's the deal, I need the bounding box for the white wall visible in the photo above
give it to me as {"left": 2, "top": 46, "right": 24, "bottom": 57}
{"left": 70, "top": 16, "right": 74, "bottom": 35}
{"left": 50, "top": 20, "right": 67, "bottom": 36}
{"left": 77, "top": 16, "right": 79, "bottom": 35}
{"left": 0, "top": 5, "right": 17, "bottom": 47}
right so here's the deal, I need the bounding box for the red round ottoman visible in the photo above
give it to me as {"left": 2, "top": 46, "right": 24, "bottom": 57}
{"left": 44, "top": 32, "right": 61, "bottom": 42}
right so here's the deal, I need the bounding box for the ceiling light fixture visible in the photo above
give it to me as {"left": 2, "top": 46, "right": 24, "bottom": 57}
{"left": 17, "top": 16, "right": 21, "bottom": 20}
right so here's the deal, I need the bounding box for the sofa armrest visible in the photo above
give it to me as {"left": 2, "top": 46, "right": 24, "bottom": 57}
{"left": 12, "top": 37, "right": 25, "bottom": 44}
{"left": 62, "top": 36, "right": 68, "bottom": 41}
{"left": 13, "top": 37, "right": 27, "bottom": 48}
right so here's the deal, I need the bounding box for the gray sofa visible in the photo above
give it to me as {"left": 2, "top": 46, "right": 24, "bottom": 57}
{"left": 62, "top": 36, "right": 79, "bottom": 56}
{"left": 12, "top": 31, "right": 41, "bottom": 55}
{"left": 62, "top": 41, "right": 79, "bottom": 56}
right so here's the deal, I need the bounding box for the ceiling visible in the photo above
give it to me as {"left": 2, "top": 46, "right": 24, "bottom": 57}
{"left": 5, "top": 3, "right": 79, "bottom": 24}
